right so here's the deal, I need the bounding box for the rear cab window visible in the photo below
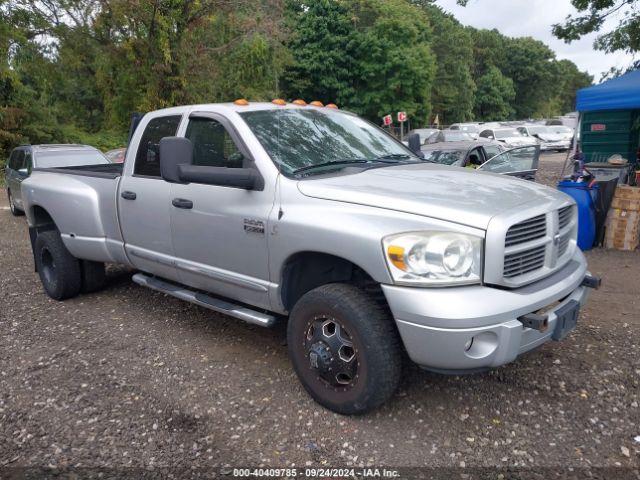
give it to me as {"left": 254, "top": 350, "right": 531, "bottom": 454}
{"left": 134, "top": 115, "right": 182, "bottom": 177}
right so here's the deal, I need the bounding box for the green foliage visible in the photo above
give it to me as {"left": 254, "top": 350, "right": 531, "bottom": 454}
{"left": 0, "top": 0, "right": 594, "bottom": 159}
{"left": 474, "top": 66, "right": 515, "bottom": 121}
{"left": 283, "top": 0, "right": 436, "bottom": 125}
{"left": 498, "top": 37, "right": 558, "bottom": 118}
{"left": 425, "top": 6, "right": 475, "bottom": 124}
{"left": 552, "top": 0, "right": 640, "bottom": 56}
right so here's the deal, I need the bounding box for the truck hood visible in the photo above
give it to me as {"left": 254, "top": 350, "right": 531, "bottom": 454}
{"left": 297, "top": 163, "right": 568, "bottom": 230}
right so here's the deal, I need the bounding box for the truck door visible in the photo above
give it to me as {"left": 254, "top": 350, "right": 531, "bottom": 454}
{"left": 169, "top": 113, "right": 274, "bottom": 310}
{"left": 118, "top": 114, "right": 183, "bottom": 281}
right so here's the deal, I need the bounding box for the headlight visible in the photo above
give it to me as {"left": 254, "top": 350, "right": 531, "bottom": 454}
{"left": 383, "top": 232, "right": 482, "bottom": 286}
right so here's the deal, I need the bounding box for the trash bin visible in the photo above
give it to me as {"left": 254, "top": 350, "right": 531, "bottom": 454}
{"left": 584, "top": 162, "right": 631, "bottom": 183}
{"left": 557, "top": 180, "right": 599, "bottom": 250}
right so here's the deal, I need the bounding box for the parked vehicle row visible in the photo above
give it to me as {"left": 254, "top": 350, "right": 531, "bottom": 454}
{"left": 14, "top": 100, "right": 598, "bottom": 415}
{"left": 409, "top": 121, "right": 574, "bottom": 153}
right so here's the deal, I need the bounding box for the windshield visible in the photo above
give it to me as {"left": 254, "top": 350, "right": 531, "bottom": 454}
{"left": 422, "top": 149, "right": 466, "bottom": 166}
{"left": 526, "top": 126, "right": 549, "bottom": 135}
{"left": 35, "top": 150, "right": 110, "bottom": 168}
{"left": 240, "top": 109, "right": 414, "bottom": 176}
{"left": 494, "top": 128, "right": 522, "bottom": 139}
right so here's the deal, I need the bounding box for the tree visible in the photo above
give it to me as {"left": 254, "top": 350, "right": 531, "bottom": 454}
{"left": 498, "top": 37, "right": 558, "bottom": 118}
{"left": 552, "top": 0, "right": 640, "bottom": 57}
{"left": 474, "top": 65, "right": 515, "bottom": 121}
{"left": 282, "top": 0, "right": 356, "bottom": 104}
{"left": 423, "top": 5, "right": 475, "bottom": 124}
{"left": 283, "top": 0, "right": 436, "bottom": 125}
{"left": 468, "top": 28, "right": 506, "bottom": 78}
{"left": 552, "top": 59, "right": 593, "bottom": 113}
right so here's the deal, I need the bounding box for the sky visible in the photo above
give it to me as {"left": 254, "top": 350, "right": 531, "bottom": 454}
{"left": 435, "top": 0, "right": 636, "bottom": 82}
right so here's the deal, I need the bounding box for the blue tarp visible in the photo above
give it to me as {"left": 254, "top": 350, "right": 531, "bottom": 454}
{"left": 576, "top": 69, "right": 640, "bottom": 112}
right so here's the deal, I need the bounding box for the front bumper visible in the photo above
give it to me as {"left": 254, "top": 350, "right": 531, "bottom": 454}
{"left": 540, "top": 141, "right": 571, "bottom": 151}
{"left": 382, "top": 249, "right": 590, "bottom": 372}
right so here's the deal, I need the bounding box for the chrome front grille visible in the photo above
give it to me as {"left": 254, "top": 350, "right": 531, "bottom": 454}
{"left": 504, "top": 244, "right": 546, "bottom": 278}
{"left": 558, "top": 205, "right": 572, "bottom": 230}
{"left": 558, "top": 234, "right": 571, "bottom": 257}
{"left": 486, "top": 204, "right": 578, "bottom": 288}
{"left": 505, "top": 214, "right": 547, "bottom": 247}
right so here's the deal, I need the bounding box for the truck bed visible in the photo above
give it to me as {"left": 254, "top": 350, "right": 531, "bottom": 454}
{"left": 34, "top": 162, "right": 123, "bottom": 179}
{"left": 22, "top": 167, "right": 128, "bottom": 265}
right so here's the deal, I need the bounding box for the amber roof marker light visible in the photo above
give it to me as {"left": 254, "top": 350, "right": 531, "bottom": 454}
{"left": 271, "top": 98, "right": 286, "bottom": 106}
{"left": 233, "top": 98, "right": 249, "bottom": 106}
{"left": 326, "top": 103, "right": 338, "bottom": 109}
{"left": 310, "top": 100, "right": 324, "bottom": 107}
{"left": 292, "top": 99, "right": 307, "bottom": 106}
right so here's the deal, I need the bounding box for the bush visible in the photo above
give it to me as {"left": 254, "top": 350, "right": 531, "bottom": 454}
{"left": 57, "top": 125, "right": 127, "bottom": 152}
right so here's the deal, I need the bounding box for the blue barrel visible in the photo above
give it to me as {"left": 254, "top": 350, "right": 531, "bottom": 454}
{"left": 557, "top": 180, "right": 599, "bottom": 250}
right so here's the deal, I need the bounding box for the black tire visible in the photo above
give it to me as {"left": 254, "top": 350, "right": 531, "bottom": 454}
{"left": 34, "top": 230, "right": 82, "bottom": 300}
{"left": 287, "top": 283, "right": 402, "bottom": 415}
{"left": 81, "top": 260, "right": 106, "bottom": 293}
{"left": 7, "top": 189, "right": 24, "bottom": 216}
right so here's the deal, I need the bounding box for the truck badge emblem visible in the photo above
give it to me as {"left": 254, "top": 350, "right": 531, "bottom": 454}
{"left": 244, "top": 219, "right": 265, "bottom": 235}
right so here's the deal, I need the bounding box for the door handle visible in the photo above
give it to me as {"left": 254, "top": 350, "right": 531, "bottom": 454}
{"left": 121, "top": 191, "right": 137, "bottom": 200}
{"left": 172, "top": 198, "right": 193, "bottom": 209}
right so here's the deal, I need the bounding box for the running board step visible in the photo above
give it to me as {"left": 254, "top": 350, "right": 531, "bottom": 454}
{"left": 132, "top": 273, "right": 275, "bottom": 327}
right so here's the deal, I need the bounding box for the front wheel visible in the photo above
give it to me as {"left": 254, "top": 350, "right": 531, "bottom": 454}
{"left": 287, "top": 284, "right": 402, "bottom": 415}
{"left": 7, "top": 189, "right": 24, "bottom": 216}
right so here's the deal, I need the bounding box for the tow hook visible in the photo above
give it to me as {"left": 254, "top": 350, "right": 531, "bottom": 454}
{"left": 518, "top": 313, "right": 549, "bottom": 332}
{"left": 581, "top": 274, "right": 601, "bottom": 290}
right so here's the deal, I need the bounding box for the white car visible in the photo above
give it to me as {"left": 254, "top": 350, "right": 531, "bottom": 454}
{"left": 478, "top": 127, "right": 538, "bottom": 148}
{"left": 548, "top": 125, "right": 575, "bottom": 143}
{"left": 516, "top": 125, "right": 570, "bottom": 152}
{"left": 449, "top": 123, "right": 480, "bottom": 139}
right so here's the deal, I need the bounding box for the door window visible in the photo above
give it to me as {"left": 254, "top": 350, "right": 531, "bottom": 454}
{"left": 134, "top": 115, "right": 182, "bottom": 177}
{"left": 479, "top": 146, "right": 539, "bottom": 174}
{"left": 483, "top": 144, "right": 502, "bottom": 160}
{"left": 479, "top": 130, "right": 492, "bottom": 138}
{"left": 466, "top": 148, "right": 483, "bottom": 167}
{"left": 185, "top": 117, "right": 244, "bottom": 168}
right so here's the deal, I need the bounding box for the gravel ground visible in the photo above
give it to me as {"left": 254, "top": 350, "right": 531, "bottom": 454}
{"left": 0, "top": 153, "right": 639, "bottom": 477}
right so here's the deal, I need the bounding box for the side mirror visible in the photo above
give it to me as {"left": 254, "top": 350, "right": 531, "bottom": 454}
{"left": 178, "top": 165, "right": 258, "bottom": 190}
{"left": 160, "top": 136, "right": 193, "bottom": 183}
{"left": 407, "top": 133, "right": 424, "bottom": 158}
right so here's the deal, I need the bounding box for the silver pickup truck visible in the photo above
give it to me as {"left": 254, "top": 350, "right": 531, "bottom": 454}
{"left": 20, "top": 101, "right": 599, "bottom": 414}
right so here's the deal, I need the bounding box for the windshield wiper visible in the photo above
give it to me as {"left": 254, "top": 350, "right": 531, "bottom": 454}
{"left": 373, "top": 153, "right": 423, "bottom": 164}
{"left": 292, "top": 154, "right": 422, "bottom": 176}
{"left": 376, "top": 153, "right": 413, "bottom": 160}
{"left": 292, "top": 159, "right": 371, "bottom": 175}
